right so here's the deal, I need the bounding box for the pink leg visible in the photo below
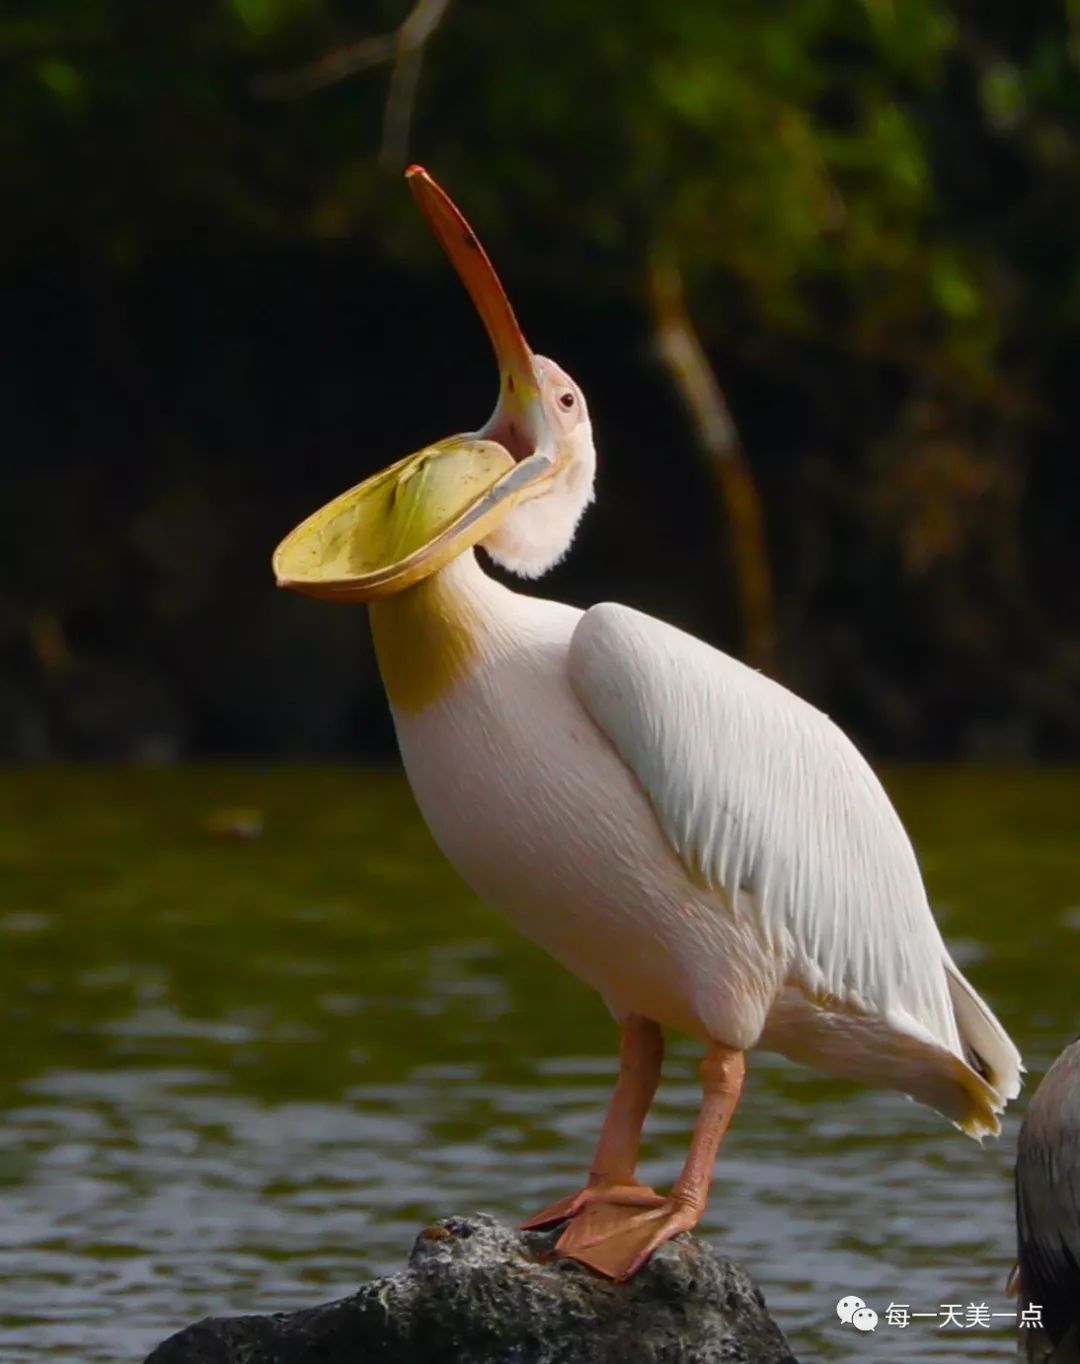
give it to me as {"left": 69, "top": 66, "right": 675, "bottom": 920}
{"left": 555, "top": 1041, "right": 746, "bottom": 1280}
{"left": 521, "top": 1015, "right": 664, "bottom": 1229}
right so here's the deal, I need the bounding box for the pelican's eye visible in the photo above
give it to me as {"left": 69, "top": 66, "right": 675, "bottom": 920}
{"left": 558, "top": 391, "right": 576, "bottom": 411}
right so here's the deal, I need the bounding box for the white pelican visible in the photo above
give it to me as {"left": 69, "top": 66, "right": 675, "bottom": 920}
{"left": 274, "top": 167, "right": 1023, "bottom": 1282}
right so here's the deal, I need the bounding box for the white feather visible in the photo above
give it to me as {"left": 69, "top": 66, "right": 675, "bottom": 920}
{"left": 378, "top": 554, "right": 1020, "bottom": 1138}
{"left": 481, "top": 429, "right": 595, "bottom": 578}
{"left": 567, "top": 601, "right": 1022, "bottom": 1127}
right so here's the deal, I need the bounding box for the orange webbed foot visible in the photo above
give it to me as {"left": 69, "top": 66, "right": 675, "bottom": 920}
{"left": 520, "top": 1180, "right": 665, "bottom": 1231}
{"left": 554, "top": 1195, "right": 700, "bottom": 1281}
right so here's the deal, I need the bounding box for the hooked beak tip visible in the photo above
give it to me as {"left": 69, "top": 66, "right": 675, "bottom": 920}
{"left": 406, "top": 166, "right": 535, "bottom": 393}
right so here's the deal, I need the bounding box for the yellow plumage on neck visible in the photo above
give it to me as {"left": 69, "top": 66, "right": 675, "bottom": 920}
{"left": 369, "top": 568, "right": 479, "bottom": 713}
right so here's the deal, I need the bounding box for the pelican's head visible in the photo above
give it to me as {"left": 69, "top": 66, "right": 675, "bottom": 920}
{"left": 273, "top": 168, "right": 595, "bottom": 602}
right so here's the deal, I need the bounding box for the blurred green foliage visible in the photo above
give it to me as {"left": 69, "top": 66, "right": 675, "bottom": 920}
{"left": 1, "top": 1, "right": 1078, "bottom": 757}
{"left": 2, "top": 0, "right": 1056, "bottom": 356}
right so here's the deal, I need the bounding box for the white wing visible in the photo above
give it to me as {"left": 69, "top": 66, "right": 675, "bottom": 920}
{"left": 568, "top": 602, "right": 1020, "bottom": 1111}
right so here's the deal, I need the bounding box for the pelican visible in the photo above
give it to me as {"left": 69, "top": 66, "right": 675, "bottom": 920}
{"left": 273, "top": 167, "right": 1022, "bottom": 1281}
{"left": 1013, "top": 1038, "right": 1080, "bottom": 1362}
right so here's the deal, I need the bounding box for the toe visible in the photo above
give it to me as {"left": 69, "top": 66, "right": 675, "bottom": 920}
{"left": 554, "top": 1198, "right": 700, "bottom": 1281}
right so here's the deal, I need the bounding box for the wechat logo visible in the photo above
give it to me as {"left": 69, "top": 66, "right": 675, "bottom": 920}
{"left": 837, "top": 1296, "right": 878, "bottom": 1332}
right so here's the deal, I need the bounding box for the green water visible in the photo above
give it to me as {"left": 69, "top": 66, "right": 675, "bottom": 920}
{"left": 0, "top": 767, "right": 1076, "bottom": 1362}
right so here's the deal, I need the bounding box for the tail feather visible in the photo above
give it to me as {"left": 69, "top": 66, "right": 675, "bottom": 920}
{"left": 935, "top": 1045, "right": 1007, "bottom": 1140}
{"left": 944, "top": 957, "right": 1023, "bottom": 1105}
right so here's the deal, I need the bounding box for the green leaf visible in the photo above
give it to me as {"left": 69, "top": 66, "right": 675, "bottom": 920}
{"left": 35, "top": 58, "right": 83, "bottom": 106}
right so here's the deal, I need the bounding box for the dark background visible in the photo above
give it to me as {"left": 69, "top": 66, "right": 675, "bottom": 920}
{"left": 2, "top": 0, "right": 1078, "bottom": 762}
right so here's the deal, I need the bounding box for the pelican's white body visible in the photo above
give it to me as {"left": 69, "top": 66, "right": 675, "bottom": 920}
{"left": 282, "top": 179, "right": 1021, "bottom": 1198}
{"left": 391, "top": 557, "right": 720, "bottom": 1040}
{"left": 380, "top": 551, "right": 1020, "bottom": 1132}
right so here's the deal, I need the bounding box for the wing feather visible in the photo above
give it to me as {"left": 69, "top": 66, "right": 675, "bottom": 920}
{"left": 569, "top": 602, "right": 965, "bottom": 1049}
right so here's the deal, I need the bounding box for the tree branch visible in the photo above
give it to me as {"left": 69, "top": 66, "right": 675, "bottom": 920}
{"left": 252, "top": 34, "right": 397, "bottom": 99}
{"left": 252, "top": 0, "right": 452, "bottom": 168}
{"left": 649, "top": 259, "right": 778, "bottom": 675}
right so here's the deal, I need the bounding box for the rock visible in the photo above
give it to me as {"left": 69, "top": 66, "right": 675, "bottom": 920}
{"left": 144, "top": 1213, "right": 797, "bottom": 1364}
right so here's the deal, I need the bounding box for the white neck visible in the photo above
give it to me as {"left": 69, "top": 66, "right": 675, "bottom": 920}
{"left": 480, "top": 422, "right": 596, "bottom": 581}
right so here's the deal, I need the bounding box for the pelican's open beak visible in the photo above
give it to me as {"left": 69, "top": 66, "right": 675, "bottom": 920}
{"left": 273, "top": 167, "right": 555, "bottom": 603}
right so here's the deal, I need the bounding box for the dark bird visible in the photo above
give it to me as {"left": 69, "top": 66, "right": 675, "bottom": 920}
{"left": 1015, "top": 1037, "right": 1080, "bottom": 1362}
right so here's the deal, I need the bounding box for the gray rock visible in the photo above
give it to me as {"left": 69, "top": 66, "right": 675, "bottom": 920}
{"left": 144, "top": 1213, "right": 797, "bottom": 1364}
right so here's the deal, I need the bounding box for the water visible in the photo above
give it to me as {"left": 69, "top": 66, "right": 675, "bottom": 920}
{"left": 0, "top": 766, "right": 1076, "bottom": 1363}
